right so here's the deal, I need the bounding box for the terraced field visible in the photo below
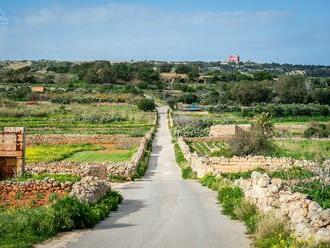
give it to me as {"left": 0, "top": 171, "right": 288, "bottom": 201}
{"left": 0, "top": 102, "right": 156, "bottom": 136}
{"left": 188, "top": 139, "right": 330, "bottom": 160}
{"left": 188, "top": 140, "right": 233, "bottom": 157}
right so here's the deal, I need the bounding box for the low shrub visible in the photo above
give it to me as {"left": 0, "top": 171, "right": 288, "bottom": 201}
{"left": 137, "top": 99, "right": 155, "bottom": 112}
{"left": 304, "top": 123, "right": 330, "bottom": 138}
{"left": 230, "top": 113, "right": 275, "bottom": 156}
{"left": 0, "top": 191, "right": 122, "bottom": 248}
{"left": 52, "top": 197, "right": 94, "bottom": 231}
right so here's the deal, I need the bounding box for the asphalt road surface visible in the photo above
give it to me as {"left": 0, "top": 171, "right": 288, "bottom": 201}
{"left": 43, "top": 106, "right": 249, "bottom": 248}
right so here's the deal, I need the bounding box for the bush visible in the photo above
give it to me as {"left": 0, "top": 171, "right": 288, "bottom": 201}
{"left": 0, "top": 191, "right": 122, "bottom": 247}
{"left": 230, "top": 113, "right": 275, "bottom": 156}
{"left": 137, "top": 99, "right": 156, "bottom": 112}
{"left": 304, "top": 123, "right": 330, "bottom": 138}
{"left": 53, "top": 197, "right": 95, "bottom": 231}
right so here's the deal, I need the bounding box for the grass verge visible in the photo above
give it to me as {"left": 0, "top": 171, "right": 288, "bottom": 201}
{"left": 133, "top": 129, "right": 156, "bottom": 179}
{"left": 199, "top": 174, "right": 329, "bottom": 247}
{"left": 173, "top": 142, "right": 197, "bottom": 179}
{"left": 14, "top": 173, "right": 81, "bottom": 183}
{"left": 0, "top": 191, "right": 122, "bottom": 248}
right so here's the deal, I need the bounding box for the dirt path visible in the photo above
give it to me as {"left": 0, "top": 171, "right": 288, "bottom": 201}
{"left": 38, "top": 106, "right": 249, "bottom": 248}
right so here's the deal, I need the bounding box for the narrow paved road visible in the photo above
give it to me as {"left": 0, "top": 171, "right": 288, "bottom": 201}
{"left": 64, "top": 106, "right": 249, "bottom": 248}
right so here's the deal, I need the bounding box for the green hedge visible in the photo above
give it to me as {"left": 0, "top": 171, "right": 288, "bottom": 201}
{"left": 209, "top": 103, "right": 330, "bottom": 117}
{"left": 0, "top": 191, "right": 122, "bottom": 248}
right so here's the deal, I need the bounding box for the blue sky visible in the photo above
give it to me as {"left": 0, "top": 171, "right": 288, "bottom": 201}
{"left": 0, "top": 1, "right": 329, "bottom": 64}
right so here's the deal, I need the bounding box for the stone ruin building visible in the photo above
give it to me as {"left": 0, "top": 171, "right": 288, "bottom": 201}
{"left": 0, "top": 127, "right": 25, "bottom": 179}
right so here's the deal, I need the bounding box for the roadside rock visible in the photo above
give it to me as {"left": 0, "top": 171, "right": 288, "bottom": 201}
{"left": 69, "top": 176, "right": 111, "bottom": 204}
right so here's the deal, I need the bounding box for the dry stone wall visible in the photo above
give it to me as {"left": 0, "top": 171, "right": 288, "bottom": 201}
{"left": 0, "top": 176, "right": 112, "bottom": 207}
{"left": 177, "top": 137, "right": 316, "bottom": 177}
{"left": 27, "top": 128, "right": 155, "bottom": 179}
{"left": 26, "top": 134, "right": 141, "bottom": 146}
{"left": 235, "top": 172, "right": 330, "bottom": 242}
{"left": 69, "top": 176, "right": 111, "bottom": 203}
{"left": 0, "top": 178, "right": 73, "bottom": 208}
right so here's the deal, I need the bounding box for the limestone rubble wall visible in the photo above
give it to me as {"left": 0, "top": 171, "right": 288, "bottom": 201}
{"left": 0, "top": 176, "right": 112, "bottom": 207}
{"left": 0, "top": 178, "right": 73, "bottom": 208}
{"left": 235, "top": 172, "right": 330, "bottom": 242}
{"left": 177, "top": 137, "right": 316, "bottom": 178}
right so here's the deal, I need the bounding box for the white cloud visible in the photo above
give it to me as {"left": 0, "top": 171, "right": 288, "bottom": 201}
{"left": 22, "top": 4, "right": 288, "bottom": 28}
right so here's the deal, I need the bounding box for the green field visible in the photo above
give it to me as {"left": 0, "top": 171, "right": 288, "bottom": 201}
{"left": 0, "top": 102, "right": 156, "bottom": 136}
{"left": 188, "top": 139, "right": 330, "bottom": 161}
{"left": 26, "top": 143, "right": 137, "bottom": 164}
{"left": 188, "top": 140, "right": 234, "bottom": 157}
{"left": 271, "top": 139, "right": 330, "bottom": 160}
{"left": 66, "top": 147, "right": 137, "bottom": 163}
{"left": 26, "top": 143, "right": 103, "bottom": 164}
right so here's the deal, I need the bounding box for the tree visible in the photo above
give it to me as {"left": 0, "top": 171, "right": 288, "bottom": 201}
{"left": 175, "top": 64, "right": 191, "bottom": 74}
{"left": 230, "top": 81, "right": 273, "bottom": 105}
{"left": 180, "top": 93, "right": 200, "bottom": 104}
{"left": 159, "top": 63, "right": 173, "bottom": 73}
{"left": 252, "top": 71, "right": 273, "bottom": 81}
{"left": 313, "top": 88, "right": 330, "bottom": 105}
{"left": 276, "top": 76, "right": 309, "bottom": 103}
{"left": 138, "top": 68, "right": 160, "bottom": 82}
{"left": 137, "top": 99, "right": 156, "bottom": 111}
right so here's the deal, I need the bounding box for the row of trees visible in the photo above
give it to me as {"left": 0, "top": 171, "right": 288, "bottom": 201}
{"left": 163, "top": 75, "right": 330, "bottom": 106}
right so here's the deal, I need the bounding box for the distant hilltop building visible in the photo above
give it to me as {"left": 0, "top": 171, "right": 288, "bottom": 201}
{"left": 228, "top": 55, "right": 240, "bottom": 63}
